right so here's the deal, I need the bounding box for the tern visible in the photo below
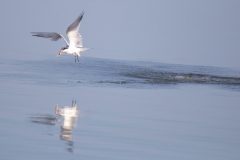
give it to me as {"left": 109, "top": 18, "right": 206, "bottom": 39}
{"left": 31, "top": 12, "right": 88, "bottom": 62}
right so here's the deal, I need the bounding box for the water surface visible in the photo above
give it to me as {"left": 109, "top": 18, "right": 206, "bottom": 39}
{"left": 0, "top": 57, "right": 240, "bottom": 160}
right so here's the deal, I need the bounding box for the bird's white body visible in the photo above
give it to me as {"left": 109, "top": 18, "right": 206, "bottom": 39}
{"left": 64, "top": 46, "right": 81, "bottom": 56}
{"left": 32, "top": 12, "right": 87, "bottom": 62}
{"left": 63, "top": 46, "right": 88, "bottom": 56}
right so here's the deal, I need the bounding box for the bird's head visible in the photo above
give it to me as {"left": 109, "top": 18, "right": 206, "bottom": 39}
{"left": 58, "top": 45, "right": 69, "bottom": 55}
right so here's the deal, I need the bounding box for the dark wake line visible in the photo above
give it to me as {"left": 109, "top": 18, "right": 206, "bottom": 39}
{"left": 121, "top": 70, "right": 240, "bottom": 85}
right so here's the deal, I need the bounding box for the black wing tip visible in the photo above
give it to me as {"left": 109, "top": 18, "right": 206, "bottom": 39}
{"left": 31, "top": 33, "right": 39, "bottom": 37}
{"left": 79, "top": 11, "right": 85, "bottom": 20}
{"left": 31, "top": 33, "right": 42, "bottom": 38}
{"left": 31, "top": 32, "right": 42, "bottom": 37}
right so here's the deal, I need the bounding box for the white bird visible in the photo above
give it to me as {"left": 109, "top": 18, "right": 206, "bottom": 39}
{"left": 31, "top": 12, "right": 88, "bottom": 62}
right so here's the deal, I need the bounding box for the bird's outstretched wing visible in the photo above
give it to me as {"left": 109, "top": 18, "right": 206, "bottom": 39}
{"left": 66, "top": 12, "right": 84, "bottom": 47}
{"left": 31, "top": 32, "right": 69, "bottom": 45}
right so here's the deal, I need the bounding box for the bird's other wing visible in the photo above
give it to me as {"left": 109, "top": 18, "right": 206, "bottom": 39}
{"left": 66, "top": 12, "right": 84, "bottom": 47}
{"left": 31, "top": 32, "right": 69, "bottom": 45}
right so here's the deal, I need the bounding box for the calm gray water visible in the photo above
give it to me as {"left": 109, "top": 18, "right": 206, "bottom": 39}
{"left": 1, "top": 57, "right": 240, "bottom": 88}
{"left": 0, "top": 57, "right": 240, "bottom": 160}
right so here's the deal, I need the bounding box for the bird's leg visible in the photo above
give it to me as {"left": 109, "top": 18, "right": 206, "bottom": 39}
{"left": 77, "top": 55, "right": 80, "bottom": 62}
{"left": 74, "top": 56, "right": 77, "bottom": 63}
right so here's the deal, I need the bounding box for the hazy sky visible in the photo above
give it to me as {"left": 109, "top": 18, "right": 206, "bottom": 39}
{"left": 1, "top": 0, "right": 240, "bottom": 68}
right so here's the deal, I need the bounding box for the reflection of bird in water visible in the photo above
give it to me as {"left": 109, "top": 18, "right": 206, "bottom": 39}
{"left": 30, "top": 114, "right": 57, "bottom": 125}
{"left": 30, "top": 100, "right": 79, "bottom": 153}
{"left": 55, "top": 100, "right": 79, "bottom": 153}
{"left": 55, "top": 100, "right": 79, "bottom": 119}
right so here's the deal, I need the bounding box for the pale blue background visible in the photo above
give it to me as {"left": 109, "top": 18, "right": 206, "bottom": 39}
{"left": 1, "top": 0, "right": 240, "bottom": 68}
